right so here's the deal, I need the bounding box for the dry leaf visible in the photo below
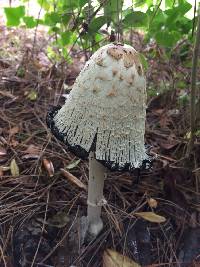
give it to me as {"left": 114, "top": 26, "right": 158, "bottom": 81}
{"left": 60, "top": 168, "right": 87, "bottom": 191}
{"left": 103, "top": 249, "right": 141, "bottom": 267}
{"left": 0, "top": 89, "right": 16, "bottom": 98}
{"left": 43, "top": 158, "right": 54, "bottom": 177}
{"left": 0, "top": 146, "right": 7, "bottom": 156}
{"left": 66, "top": 159, "right": 81, "bottom": 170}
{"left": 9, "top": 126, "right": 20, "bottom": 137}
{"left": 147, "top": 198, "right": 158, "bottom": 208}
{"left": 10, "top": 159, "right": 19, "bottom": 176}
{"left": 24, "top": 144, "right": 40, "bottom": 154}
{"left": 46, "top": 211, "right": 70, "bottom": 228}
{"left": 134, "top": 212, "right": 166, "bottom": 223}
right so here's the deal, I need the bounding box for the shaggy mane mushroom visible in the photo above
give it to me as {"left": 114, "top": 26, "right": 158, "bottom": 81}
{"left": 47, "top": 43, "right": 148, "bottom": 240}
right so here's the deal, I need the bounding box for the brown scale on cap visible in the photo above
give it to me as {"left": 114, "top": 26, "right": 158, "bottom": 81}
{"left": 107, "top": 46, "right": 123, "bottom": 60}
{"left": 107, "top": 86, "right": 117, "bottom": 97}
{"left": 129, "top": 50, "right": 144, "bottom": 76}
{"left": 119, "top": 74, "right": 124, "bottom": 80}
{"left": 95, "top": 56, "right": 105, "bottom": 67}
{"left": 96, "top": 74, "right": 110, "bottom": 81}
{"left": 107, "top": 45, "right": 144, "bottom": 76}
{"left": 112, "top": 68, "right": 118, "bottom": 76}
{"left": 126, "top": 76, "right": 134, "bottom": 86}
{"left": 93, "top": 85, "right": 100, "bottom": 93}
{"left": 122, "top": 49, "right": 144, "bottom": 76}
{"left": 137, "top": 65, "right": 143, "bottom": 76}
{"left": 122, "top": 48, "right": 134, "bottom": 68}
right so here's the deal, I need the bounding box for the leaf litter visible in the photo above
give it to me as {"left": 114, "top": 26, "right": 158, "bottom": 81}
{"left": 0, "top": 14, "right": 200, "bottom": 267}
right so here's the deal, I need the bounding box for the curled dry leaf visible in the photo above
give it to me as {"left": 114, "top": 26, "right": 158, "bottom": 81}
{"left": 60, "top": 168, "right": 87, "bottom": 191}
{"left": 134, "top": 212, "right": 166, "bottom": 223}
{"left": 42, "top": 158, "right": 54, "bottom": 177}
{"left": 147, "top": 198, "right": 158, "bottom": 208}
{"left": 0, "top": 146, "right": 7, "bottom": 156}
{"left": 103, "top": 249, "right": 141, "bottom": 267}
{"left": 10, "top": 159, "right": 19, "bottom": 176}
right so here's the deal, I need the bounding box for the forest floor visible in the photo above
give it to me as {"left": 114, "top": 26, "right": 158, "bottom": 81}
{"left": 0, "top": 17, "right": 200, "bottom": 267}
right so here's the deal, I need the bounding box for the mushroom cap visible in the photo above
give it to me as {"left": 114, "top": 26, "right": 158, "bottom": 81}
{"left": 47, "top": 43, "right": 148, "bottom": 169}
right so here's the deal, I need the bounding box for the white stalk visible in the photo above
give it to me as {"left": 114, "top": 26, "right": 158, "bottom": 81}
{"left": 87, "top": 151, "right": 106, "bottom": 237}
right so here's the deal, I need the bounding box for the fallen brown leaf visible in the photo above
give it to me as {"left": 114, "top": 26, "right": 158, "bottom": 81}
{"left": 134, "top": 212, "right": 166, "bottom": 223}
{"left": 60, "top": 168, "right": 87, "bottom": 190}
{"left": 43, "top": 158, "right": 54, "bottom": 177}
{"left": 24, "top": 144, "right": 41, "bottom": 154}
{"left": 103, "top": 249, "right": 141, "bottom": 267}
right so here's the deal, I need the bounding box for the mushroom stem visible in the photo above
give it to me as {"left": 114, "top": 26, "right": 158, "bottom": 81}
{"left": 87, "top": 151, "right": 106, "bottom": 237}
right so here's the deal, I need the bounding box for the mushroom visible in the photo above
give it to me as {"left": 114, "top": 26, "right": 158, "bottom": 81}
{"left": 46, "top": 43, "right": 148, "bottom": 239}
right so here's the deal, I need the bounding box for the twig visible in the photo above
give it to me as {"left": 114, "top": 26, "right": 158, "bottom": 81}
{"left": 187, "top": 4, "right": 200, "bottom": 156}
{"left": 149, "top": 0, "right": 163, "bottom": 25}
{"left": 31, "top": 190, "right": 49, "bottom": 267}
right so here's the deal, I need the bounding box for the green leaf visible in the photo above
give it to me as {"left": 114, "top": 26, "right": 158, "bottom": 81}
{"left": 4, "top": 6, "right": 25, "bottom": 26}
{"left": 165, "top": 0, "right": 175, "bottom": 8}
{"left": 44, "top": 12, "right": 61, "bottom": 26}
{"left": 139, "top": 53, "right": 148, "bottom": 71}
{"left": 89, "top": 16, "right": 107, "bottom": 33}
{"left": 123, "top": 11, "right": 148, "bottom": 28}
{"left": 62, "top": 0, "right": 78, "bottom": 10}
{"left": 23, "top": 16, "right": 37, "bottom": 28}
{"left": 102, "top": 0, "right": 124, "bottom": 25}
{"left": 61, "top": 14, "right": 71, "bottom": 25}
{"left": 79, "top": 0, "right": 88, "bottom": 8}
{"left": 135, "top": 0, "right": 153, "bottom": 8}
{"left": 50, "top": 26, "right": 60, "bottom": 33}
{"left": 37, "top": 0, "right": 50, "bottom": 10}
{"left": 60, "top": 31, "right": 73, "bottom": 45}
{"left": 155, "top": 30, "right": 181, "bottom": 47}
{"left": 165, "top": 2, "right": 192, "bottom": 26}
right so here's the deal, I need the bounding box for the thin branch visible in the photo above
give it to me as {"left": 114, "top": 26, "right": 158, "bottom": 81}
{"left": 187, "top": 4, "right": 200, "bottom": 156}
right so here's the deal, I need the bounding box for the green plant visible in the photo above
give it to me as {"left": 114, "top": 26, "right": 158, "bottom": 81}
{"left": 3, "top": 0, "right": 195, "bottom": 59}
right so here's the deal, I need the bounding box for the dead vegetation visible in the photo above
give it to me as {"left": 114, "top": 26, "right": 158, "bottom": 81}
{"left": 0, "top": 22, "right": 200, "bottom": 267}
